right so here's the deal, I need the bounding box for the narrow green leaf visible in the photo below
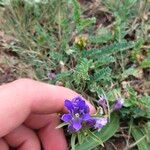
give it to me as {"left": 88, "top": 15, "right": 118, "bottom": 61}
{"left": 55, "top": 122, "right": 68, "bottom": 129}
{"left": 56, "top": 71, "right": 72, "bottom": 81}
{"left": 140, "top": 56, "right": 150, "bottom": 68}
{"left": 89, "top": 28, "right": 113, "bottom": 44}
{"left": 83, "top": 41, "right": 135, "bottom": 58}
{"left": 92, "top": 67, "right": 112, "bottom": 82}
{"left": 87, "top": 130, "right": 104, "bottom": 146}
{"left": 94, "top": 56, "right": 115, "bottom": 68}
{"left": 77, "top": 132, "right": 84, "bottom": 144}
{"left": 121, "top": 67, "right": 139, "bottom": 79}
{"left": 72, "top": 0, "right": 81, "bottom": 25}
{"left": 144, "top": 122, "right": 150, "bottom": 143}
{"left": 71, "top": 134, "right": 77, "bottom": 150}
{"left": 77, "top": 17, "right": 96, "bottom": 32}
{"left": 131, "top": 127, "right": 150, "bottom": 150}
{"left": 75, "top": 113, "right": 119, "bottom": 150}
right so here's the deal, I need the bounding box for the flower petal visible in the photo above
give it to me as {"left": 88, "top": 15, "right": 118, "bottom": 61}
{"left": 112, "top": 98, "right": 124, "bottom": 111}
{"left": 68, "top": 124, "right": 76, "bottom": 133}
{"left": 65, "top": 100, "right": 74, "bottom": 111}
{"left": 77, "top": 99, "right": 86, "bottom": 109}
{"left": 72, "top": 120, "right": 82, "bottom": 131}
{"left": 94, "top": 117, "right": 108, "bottom": 129}
{"left": 61, "top": 114, "right": 72, "bottom": 122}
{"left": 84, "top": 105, "right": 90, "bottom": 113}
{"left": 86, "top": 118, "right": 96, "bottom": 128}
{"left": 73, "top": 96, "right": 85, "bottom": 108}
{"left": 82, "top": 113, "right": 91, "bottom": 121}
{"left": 98, "top": 96, "right": 107, "bottom": 108}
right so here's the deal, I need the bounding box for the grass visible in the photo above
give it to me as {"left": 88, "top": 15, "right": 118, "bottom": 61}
{"left": 0, "top": 0, "right": 150, "bottom": 149}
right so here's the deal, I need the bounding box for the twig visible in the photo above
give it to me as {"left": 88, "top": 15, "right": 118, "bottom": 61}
{"left": 124, "top": 135, "right": 146, "bottom": 150}
{"left": 107, "top": 141, "right": 118, "bottom": 150}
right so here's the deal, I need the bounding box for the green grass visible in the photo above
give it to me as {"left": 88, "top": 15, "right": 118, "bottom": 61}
{"left": 0, "top": 0, "right": 150, "bottom": 149}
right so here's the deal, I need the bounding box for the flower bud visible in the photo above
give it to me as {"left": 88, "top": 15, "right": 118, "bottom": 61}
{"left": 98, "top": 96, "right": 107, "bottom": 108}
{"left": 112, "top": 98, "right": 124, "bottom": 111}
{"left": 94, "top": 117, "right": 108, "bottom": 130}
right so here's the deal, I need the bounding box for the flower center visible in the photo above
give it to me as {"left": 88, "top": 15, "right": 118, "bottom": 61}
{"left": 75, "top": 113, "right": 80, "bottom": 118}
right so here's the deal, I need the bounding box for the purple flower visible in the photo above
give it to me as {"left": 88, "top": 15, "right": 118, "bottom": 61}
{"left": 48, "top": 72, "right": 56, "bottom": 80}
{"left": 112, "top": 98, "right": 124, "bottom": 111}
{"left": 61, "top": 96, "right": 91, "bottom": 132}
{"left": 94, "top": 117, "right": 108, "bottom": 130}
{"left": 98, "top": 96, "right": 107, "bottom": 108}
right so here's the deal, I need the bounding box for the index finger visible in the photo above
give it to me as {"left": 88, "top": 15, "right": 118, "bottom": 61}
{"left": 29, "top": 80, "right": 95, "bottom": 114}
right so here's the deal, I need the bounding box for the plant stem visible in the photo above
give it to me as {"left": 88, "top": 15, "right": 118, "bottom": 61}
{"left": 124, "top": 135, "right": 146, "bottom": 150}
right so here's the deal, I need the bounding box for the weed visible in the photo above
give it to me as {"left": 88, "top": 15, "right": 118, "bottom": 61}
{"left": 0, "top": 0, "right": 150, "bottom": 149}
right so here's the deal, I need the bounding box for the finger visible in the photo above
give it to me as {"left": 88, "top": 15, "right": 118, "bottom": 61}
{"left": 25, "top": 114, "right": 68, "bottom": 150}
{"left": 0, "top": 139, "right": 9, "bottom": 150}
{"left": 27, "top": 80, "right": 95, "bottom": 114}
{"left": 0, "top": 79, "right": 95, "bottom": 137}
{"left": 4, "top": 125, "right": 40, "bottom": 150}
{"left": 25, "top": 114, "right": 52, "bottom": 129}
{"left": 38, "top": 114, "right": 68, "bottom": 150}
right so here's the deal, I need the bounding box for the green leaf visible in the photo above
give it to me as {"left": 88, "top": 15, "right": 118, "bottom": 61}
{"left": 55, "top": 122, "right": 69, "bottom": 129}
{"left": 92, "top": 67, "right": 112, "bottom": 82}
{"left": 131, "top": 127, "right": 150, "bottom": 150}
{"left": 77, "top": 132, "right": 84, "bottom": 145}
{"left": 0, "top": 0, "right": 11, "bottom": 6}
{"left": 144, "top": 122, "right": 150, "bottom": 143}
{"left": 94, "top": 56, "right": 115, "bottom": 68}
{"left": 75, "top": 113, "right": 119, "bottom": 150}
{"left": 72, "top": 0, "right": 81, "bottom": 25}
{"left": 83, "top": 41, "right": 135, "bottom": 58}
{"left": 89, "top": 28, "right": 113, "bottom": 44}
{"left": 77, "top": 17, "right": 96, "bottom": 32}
{"left": 140, "top": 96, "right": 150, "bottom": 106}
{"left": 87, "top": 130, "right": 104, "bottom": 147}
{"left": 140, "top": 56, "right": 150, "bottom": 68}
{"left": 71, "top": 134, "right": 77, "bottom": 150}
{"left": 56, "top": 71, "right": 72, "bottom": 81}
{"left": 121, "top": 67, "right": 140, "bottom": 79}
{"left": 73, "top": 58, "right": 93, "bottom": 85}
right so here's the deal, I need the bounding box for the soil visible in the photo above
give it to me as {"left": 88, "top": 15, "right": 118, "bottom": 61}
{"left": 0, "top": 31, "right": 36, "bottom": 85}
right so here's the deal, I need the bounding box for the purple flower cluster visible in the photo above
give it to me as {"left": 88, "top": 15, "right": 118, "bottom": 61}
{"left": 61, "top": 96, "right": 91, "bottom": 132}
{"left": 61, "top": 96, "right": 124, "bottom": 133}
{"left": 61, "top": 96, "right": 108, "bottom": 132}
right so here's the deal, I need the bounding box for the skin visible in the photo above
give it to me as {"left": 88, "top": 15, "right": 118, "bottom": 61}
{"left": 0, "top": 79, "right": 95, "bottom": 150}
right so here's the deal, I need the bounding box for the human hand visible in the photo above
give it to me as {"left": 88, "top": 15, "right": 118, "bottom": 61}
{"left": 0, "top": 79, "right": 95, "bottom": 150}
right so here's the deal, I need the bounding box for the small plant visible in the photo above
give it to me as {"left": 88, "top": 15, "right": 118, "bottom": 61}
{"left": 58, "top": 95, "right": 124, "bottom": 149}
{"left": 1, "top": 0, "right": 150, "bottom": 149}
